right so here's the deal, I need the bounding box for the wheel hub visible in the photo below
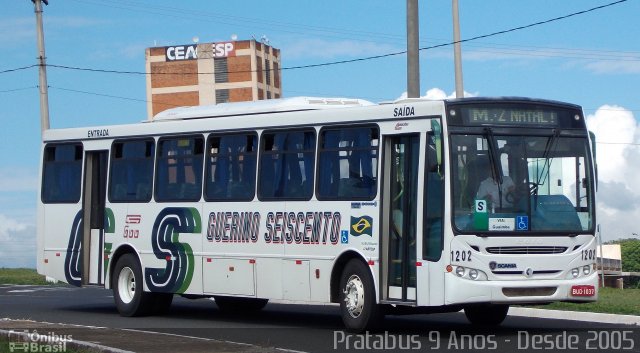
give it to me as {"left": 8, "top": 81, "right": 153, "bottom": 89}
{"left": 118, "top": 266, "right": 136, "bottom": 304}
{"left": 343, "top": 274, "right": 365, "bottom": 318}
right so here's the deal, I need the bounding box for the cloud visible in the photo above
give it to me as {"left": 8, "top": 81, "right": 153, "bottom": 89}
{"left": 0, "top": 168, "right": 39, "bottom": 193}
{"left": 0, "top": 214, "right": 36, "bottom": 268}
{"left": 396, "top": 87, "right": 478, "bottom": 101}
{"left": 586, "top": 105, "right": 640, "bottom": 240}
{"left": 283, "top": 37, "right": 401, "bottom": 60}
{"left": 0, "top": 18, "right": 34, "bottom": 46}
{"left": 585, "top": 60, "right": 640, "bottom": 75}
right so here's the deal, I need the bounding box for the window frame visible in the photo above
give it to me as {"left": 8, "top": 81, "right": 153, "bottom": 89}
{"left": 257, "top": 128, "right": 317, "bottom": 201}
{"left": 204, "top": 131, "right": 258, "bottom": 202}
{"left": 108, "top": 138, "right": 156, "bottom": 203}
{"left": 154, "top": 134, "right": 205, "bottom": 203}
{"left": 41, "top": 143, "right": 84, "bottom": 204}
{"left": 315, "top": 124, "right": 380, "bottom": 201}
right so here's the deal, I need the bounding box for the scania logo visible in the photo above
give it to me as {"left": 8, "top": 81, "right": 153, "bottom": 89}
{"left": 524, "top": 268, "right": 534, "bottom": 277}
{"left": 489, "top": 261, "right": 517, "bottom": 270}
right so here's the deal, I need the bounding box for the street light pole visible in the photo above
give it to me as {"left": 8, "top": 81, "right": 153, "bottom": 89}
{"left": 407, "top": 0, "right": 420, "bottom": 98}
{"left": 452, "top": 0, "right": 464, "bottom": 98}
{"left": 32, "top": 0, "right": 50, "bottom": 135}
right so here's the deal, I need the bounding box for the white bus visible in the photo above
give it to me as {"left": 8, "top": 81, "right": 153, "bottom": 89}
{"left": 37, "top": 96, "right": 598, "bottom": 332}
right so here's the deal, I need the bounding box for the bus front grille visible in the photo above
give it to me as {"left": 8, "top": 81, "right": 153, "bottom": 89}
{"left": 502, "top": 287, "right": 558, "bottom": 297}
{"left": 486, "top": 246, "right": 568, "bottom": 255}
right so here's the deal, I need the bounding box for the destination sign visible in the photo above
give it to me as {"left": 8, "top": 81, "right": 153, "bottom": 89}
{"left": 462, "top": 108, "right": 559, "bottom": 126}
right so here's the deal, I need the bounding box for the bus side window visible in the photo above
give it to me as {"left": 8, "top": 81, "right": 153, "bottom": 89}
{"left": 109, "top": 139, "right": 154, "bottom": 203}
{"left": 155, "top": 136, "right": 204, "bottom": 202}
{"left": 316, "top": 126, "right": 378, "bottom": 200}
{"left": 259, "top": 130, "right": 315, "bottom": 200}
{"left": 205, "top": 133, "right": 257, "bottom": 201}
{"left": 41, "top": 143, "right": 83, "bottom": 204}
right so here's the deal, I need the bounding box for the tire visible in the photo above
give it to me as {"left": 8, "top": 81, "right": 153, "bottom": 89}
{"left": 214, "top": 296, "right": 269, "bottom": 312}
{"left": 464, "top": 304, "right": 509, "bottom": 326}
{"left": 112, "top": 253, "right": 153, "bottom": 316}
{"left": 339, "top": 259, "right": 382, "bottom": 333}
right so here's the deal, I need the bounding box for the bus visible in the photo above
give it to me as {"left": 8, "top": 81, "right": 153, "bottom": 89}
{"left": 37, "top": 96, "right": 598, "bottom": 332}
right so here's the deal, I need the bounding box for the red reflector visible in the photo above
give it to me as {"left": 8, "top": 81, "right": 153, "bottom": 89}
{"left": 229, "top": 266, "right": 235, "bottom": 272}
{"left": 368, "top": 260, "right": 375, "bottom": 266}
{"left": 44, "top": 259, "right": 48, "bottom": 264}
{"left": 249, "top": 259, "right": 256, "bottom": 264}
{"left": 207, "top": 258, "right": 212, "bottom": 263}
{"left": 295, "top": 260, "right": 302, "bottom": 265}
{"left": 55, "top": 253, "right": 60, "bottom": 257}
{"left": 571, "top": 285, "right": 595, "bottom": 297}
{"left": 416, "top": 262, "right": 423, "bottom": 267}
{"left": 315, "top": 269, "right": 320, "bottom": 279}
{"left": 165, "top": 256, "right": 171, "bottom": 261}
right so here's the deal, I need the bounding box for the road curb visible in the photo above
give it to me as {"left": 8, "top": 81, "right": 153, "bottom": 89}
{"left": 509, "top": 307, "right": 640, "bottom": 326}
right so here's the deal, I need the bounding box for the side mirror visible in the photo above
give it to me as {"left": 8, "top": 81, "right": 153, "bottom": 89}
{"left": 588, "top": 131, "right": 598, "bottom": 191}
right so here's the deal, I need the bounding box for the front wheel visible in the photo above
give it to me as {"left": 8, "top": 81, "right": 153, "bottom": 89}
{"left": 112, "top": 253, "right": 153, "bottom": 316}
{"left": 464, "top": 304, "right": 509, "bottom": 326}
{"left": 339, "top": 259, "right": 382, "bottom": 333}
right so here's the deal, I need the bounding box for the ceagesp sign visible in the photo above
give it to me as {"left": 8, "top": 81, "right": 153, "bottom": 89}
{"left": 165, "top": 42, "right": 236, "bottom": 61}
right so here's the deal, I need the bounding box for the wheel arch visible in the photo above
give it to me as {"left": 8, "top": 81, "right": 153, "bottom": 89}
{"left": 330, "top": 250, "right": 374, "bottom": 303}
{"left": 106, "top": 243, "right": 139, "bottom": 290}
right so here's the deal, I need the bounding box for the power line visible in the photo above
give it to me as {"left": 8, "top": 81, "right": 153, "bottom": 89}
{"left": 0, "top": 65, "right": 38, "bottom": 74}
{"left": 21, "top": 0, "right": 631, "bottom": 77}
{"left": 0, "top": 86, "right": 37, "bottom": 93}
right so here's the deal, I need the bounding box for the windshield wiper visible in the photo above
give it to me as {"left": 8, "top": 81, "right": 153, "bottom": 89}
{"left": 484, "top": 127, "right": 503, "bottom": 184}
{"left": 537, "top": 128, "right": 561, "bottom": 186}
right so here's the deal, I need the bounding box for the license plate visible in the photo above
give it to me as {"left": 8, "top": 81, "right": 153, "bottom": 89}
{"left": 571, "top": 285, "right": 595, "bottom": 297}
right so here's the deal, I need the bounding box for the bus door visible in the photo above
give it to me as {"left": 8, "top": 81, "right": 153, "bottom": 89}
{"left": 81, "top": 150, "right": 108, "bottom": 285}
{"left": 381, "top": 134, "right": 419, "bottom": 302}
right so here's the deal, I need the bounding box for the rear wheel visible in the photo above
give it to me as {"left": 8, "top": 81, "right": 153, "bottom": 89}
{"left": 339, "top": 259, "right": 382, "bottom": 332}
{"left": 464, "top": 304, "right": 509, "bottom": 326}
{"left": 112, "top": 253, "right": 154, "bottom": 316}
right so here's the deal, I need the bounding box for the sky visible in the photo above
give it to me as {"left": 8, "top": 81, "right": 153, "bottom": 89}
{"left": 1, "top": 0, "right": 639, "bottom": 267}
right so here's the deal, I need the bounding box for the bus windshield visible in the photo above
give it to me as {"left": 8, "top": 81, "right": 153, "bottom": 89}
{"left": 451, "top": 133, "right": 594, "bottom": 234}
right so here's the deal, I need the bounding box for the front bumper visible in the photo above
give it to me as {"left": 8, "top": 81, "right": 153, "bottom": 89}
{"left": 445, "top": 271, "right": 599, "bottom": 305}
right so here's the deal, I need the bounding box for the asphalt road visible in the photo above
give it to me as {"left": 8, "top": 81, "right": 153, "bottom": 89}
{"left": 1, "top": 284, "right": 638, "bottom": 353}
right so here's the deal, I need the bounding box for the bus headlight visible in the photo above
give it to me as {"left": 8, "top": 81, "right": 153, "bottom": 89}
{"left": 571, "top": 268, "right": 580, "bottom": 278}
{"left": 469, "top": 269, "right": 479, "bottom": 280}
{"left": 583, "top": 265, "right": 591, "bottom": 276}
{"left": 451, "top": 266, "right": 487, "bottom": 281}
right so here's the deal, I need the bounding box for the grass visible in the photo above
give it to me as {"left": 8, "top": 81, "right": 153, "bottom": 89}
{"left": 0, "top": 268, "right": 51, "bottom": 286}
{"left": 529, "top": 287, "right": 640, "bottom": 316}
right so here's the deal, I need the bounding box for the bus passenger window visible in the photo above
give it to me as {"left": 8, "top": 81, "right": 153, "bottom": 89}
{"left": 155, "top": 136, "right": 204, "bottom": 202}
{"left": 205, "top": 133, "right": 257, "bottom": 201}
{"left": 109, "top": 139, "right": 154, "bottom": 203}
{"left": 41, "top": 144, "right": 83, "bottom": 204}
{"left": 317, "top": 126, "right": 378, "bottom": 200}
{"left": 259, "top": 130, "right": 315, "bottom": 200}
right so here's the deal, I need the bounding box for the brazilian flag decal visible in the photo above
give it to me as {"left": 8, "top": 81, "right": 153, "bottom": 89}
{"left": 350, "top": 216, "right": 373, "bottom": 237}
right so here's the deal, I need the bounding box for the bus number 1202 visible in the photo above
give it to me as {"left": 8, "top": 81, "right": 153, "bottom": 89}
{"left": 451, "top": 250, "right": 472, "bottom": 262}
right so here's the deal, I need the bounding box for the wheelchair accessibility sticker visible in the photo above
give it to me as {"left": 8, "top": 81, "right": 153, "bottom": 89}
{"left": 516, "top": 216, "right": 529, "bottom": 231}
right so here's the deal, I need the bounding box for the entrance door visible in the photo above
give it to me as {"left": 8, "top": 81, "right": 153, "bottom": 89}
{"left": 81, "top": 151, "right": 108, "bottom": 285}
{"left": 381, "top": 134, "right": 419, "bottom": 301}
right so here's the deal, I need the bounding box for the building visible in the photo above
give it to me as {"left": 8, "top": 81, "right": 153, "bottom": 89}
{"left": 597, "top": 244, "right": 623, "bottom": 288}
{"left": 145, "top": 39, "right": 281, "bottom": 119}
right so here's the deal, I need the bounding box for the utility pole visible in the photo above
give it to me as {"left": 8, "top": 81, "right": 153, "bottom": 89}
{"left": 452, "top": 0, "right": 464, "bottom": 98}
{"left": 406, "top": 0, "right": 420, "bottom": 98}
{"left": 32, "top": 0, "right": 50, "bottom": 135}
